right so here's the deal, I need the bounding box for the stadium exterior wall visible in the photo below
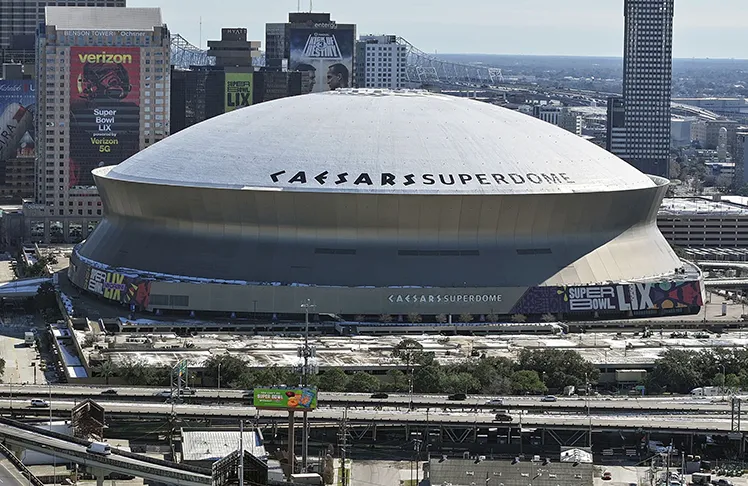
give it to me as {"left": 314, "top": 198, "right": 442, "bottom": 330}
{"left": 68, "top": 173, "right": 704, "bottom": 318}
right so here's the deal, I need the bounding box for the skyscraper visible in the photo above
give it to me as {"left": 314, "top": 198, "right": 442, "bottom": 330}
{"left": 0, "top": 0, "right": 126, "bottom": 51}
{"left": 355, "top": 35, "right": 407, "bottom": 89}
{"left": 608, "top": 0, "right": 674, "bottom": 178}
{"left": 33, "top": 6, "right": 169, "bottom": 243}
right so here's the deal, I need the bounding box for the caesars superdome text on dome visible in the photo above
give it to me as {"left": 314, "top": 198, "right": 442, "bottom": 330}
{"left": 270, "top": 171, "right": 576, "bottom": 187}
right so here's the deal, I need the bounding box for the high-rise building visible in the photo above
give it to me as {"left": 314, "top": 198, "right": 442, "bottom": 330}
{"left": 606, "top": 97, "right": 626, "bottom": 155}
{"left": 1, "top": 0, "right": 125, "bottom": 52}
{"left": 607, "top": 0, "right": 674, "bottom": 177}
{"left": 354, "top": 35, "right": 406, "bottom": 89}
{"left": 33, "top": 6, "right": 169, "bottom": 243}
{"left": 265, "top": 12, "right": 355, "bottom": 93}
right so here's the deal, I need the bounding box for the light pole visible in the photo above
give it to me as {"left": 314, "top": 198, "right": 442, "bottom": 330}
{"left": 721, "top": 364, "right": 727, "bottom": 400}
{"left": 217, "top": 362, "right": 221, "bottom": 398}
{"left": 300, "top": 299, "right": 316, "bottom": 471}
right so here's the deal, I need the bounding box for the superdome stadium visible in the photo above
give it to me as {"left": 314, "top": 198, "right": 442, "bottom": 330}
{"left": 68, "top": 89, "right": 703, "bottom": 320}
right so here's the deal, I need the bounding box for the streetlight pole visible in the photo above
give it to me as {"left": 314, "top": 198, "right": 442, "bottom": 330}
{"left": 300, "top": 299, "right": 316, "bottom": 472}
{"left": 721, "top": 364, "right": 727, "bottom": 401}
{"left": 217, "top": 362, "right": 221, "bottom": 398}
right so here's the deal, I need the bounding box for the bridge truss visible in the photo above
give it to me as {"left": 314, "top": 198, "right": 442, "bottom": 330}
{"left": 398, "top": 37, "right": 503, "bottom": 88}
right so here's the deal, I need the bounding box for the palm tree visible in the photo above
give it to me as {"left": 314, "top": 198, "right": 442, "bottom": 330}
{"left": 94, "top": 359, "right": 117, "bottom": 385}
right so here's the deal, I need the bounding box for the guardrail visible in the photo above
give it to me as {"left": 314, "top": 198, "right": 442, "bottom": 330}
{"left": 0, "top": 417, "right": 211, "bottom": 484}
{"left": 0, "top": 442, "right": 45, "bottom": 486}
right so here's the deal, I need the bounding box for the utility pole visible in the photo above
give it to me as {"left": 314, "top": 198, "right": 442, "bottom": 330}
{"left": 239, "top": 420, "right": 244, "bottom": 486}
{"left": 339, "top": 408, "right": 349, "bottom": 486}
{"left": 299, "top": 299, "right": 317, "bottom": 471}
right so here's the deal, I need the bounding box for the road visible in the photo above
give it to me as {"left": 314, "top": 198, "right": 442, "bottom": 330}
{"left": 0, "top": 463, "right": 24, "bottom": 486}
{"left": 0, "top": 399, "right": 739, "bottom": 433}
{"left": 0, "top": 384, "right": 735, "bottom": 412}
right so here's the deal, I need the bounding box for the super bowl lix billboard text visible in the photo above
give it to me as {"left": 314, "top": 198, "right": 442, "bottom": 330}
{"left": 289, "top": 26, "right": 354, "bottom": 93}
{"left": 69, "top": 47, "right": 141, "bottom": 188}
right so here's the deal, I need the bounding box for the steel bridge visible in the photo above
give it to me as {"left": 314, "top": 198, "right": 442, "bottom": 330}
{"left": 169, "top": 34, "right": 502, "bottom": 89}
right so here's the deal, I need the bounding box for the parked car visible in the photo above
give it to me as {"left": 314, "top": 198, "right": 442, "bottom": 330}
{"left": 181, "top": 387, "right": 196, "bottom": 395}
{"left": 30, "top": 399, "right": 49, "bottom": 408}
{"left": 540, "top": 395, "right": 558, "bottom": 402}
{"left": 494, "top": 413, "right": 512, "bottom": 422}
{"left": 370, "top": 392, "right": 389, "bottom": 399}
{"left": 447, "top": 393, "right": 467, "bottom": 401}
{"left": 100, "top": 389, "right": 118, "bottom": 395}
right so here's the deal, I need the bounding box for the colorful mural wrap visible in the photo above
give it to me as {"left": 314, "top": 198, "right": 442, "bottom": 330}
{"left": 509, "top": 281, "right": 704, "bottom": 315}
{"left": 69, "top": 251, "right": 151, "bottom": 309}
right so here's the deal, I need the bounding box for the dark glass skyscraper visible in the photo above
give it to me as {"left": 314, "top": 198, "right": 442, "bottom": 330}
{"left": 609, "top": 0, "right": 674, "bottom": 178}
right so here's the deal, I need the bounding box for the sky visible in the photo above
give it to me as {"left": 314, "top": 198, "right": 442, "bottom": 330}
{"left": 128, "top": 0, "right": 748, "bottom": 59}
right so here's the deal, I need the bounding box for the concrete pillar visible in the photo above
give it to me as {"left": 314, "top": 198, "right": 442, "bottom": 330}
{"left": 92, "top": 468, "right": 106, "bottom": 486}
{"left": 541, "top": 428, "right": 546, "bottom": 446}
{"left": 43, "top": 220, "right": 51, "bottom": 244}
{"left": 405, "top": 424, "right": 410, "bottom": 441}
{"left": 372, "top": 424, "right": 377, "bottom": 442}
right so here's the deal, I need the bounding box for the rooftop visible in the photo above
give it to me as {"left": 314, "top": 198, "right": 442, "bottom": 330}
{"left": 45, "top": 7, "right": 162, "bottom": 31}
{"left": 102, "top": 89, "right": 658, "bottom": 195}
{"left": 659, "top": 197, "right": 748, "bottom": 217}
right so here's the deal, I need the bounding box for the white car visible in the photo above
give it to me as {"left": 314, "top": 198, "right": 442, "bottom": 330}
{"left": 486, "top": 398, "right": 504, "bottom": 406}
{"left": 30, "top": 399, "right": 49, "bottom": 408}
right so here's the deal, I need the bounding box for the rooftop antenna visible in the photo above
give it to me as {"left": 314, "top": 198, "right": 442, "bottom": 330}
{"left": 309, "top": 0, "right": 313, "bottom": 12}
{"left": 199, "top": 16, "right": 202, "bottom": 49}
{"left": 297, "top": 0, "right": 300, "bottom": 12}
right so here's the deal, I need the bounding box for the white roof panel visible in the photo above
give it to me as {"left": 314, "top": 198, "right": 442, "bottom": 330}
{"left": 45, "top": 7, "right": 162, "bottom": 31}
{"left": 103, "top": 89, "right": 657, "bottom": 196}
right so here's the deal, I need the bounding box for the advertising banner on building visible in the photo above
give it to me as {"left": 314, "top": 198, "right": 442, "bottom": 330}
{"left": 0, "top": 80, "right": 35, "bottom": 185}
{"left": 289, "top": 26, "right": 354, "bottom": 93}
{"left": 224, "top": 73, "right": 253, "bottom": 112}
{"left": 69, "top": 47, "right": 140, "bottom": 188}
{"left": 253, "top": 387, "right": 317, "bottom": 410}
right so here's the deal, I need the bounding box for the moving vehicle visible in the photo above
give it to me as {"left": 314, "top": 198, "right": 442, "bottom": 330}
{"left": 486, "top": 398, "right": 504, "bottom": 406}
{"left": 494, "top": 413, "right": 512, "bottom": 422}
{"left": 370, "top": 392, "right": 389, "bottom": 399}
{"left": 181, "top": 387, "right": 196, "bottom": 395}
{"left": 602, "top": 471, "right": 612, "bottom": 481}
{"left": 24, "top": 332, "right": 34, "bottom": 346}
{"left": 100, "top": 389, "right": 118, "bottom": 395}
{"left": 690, "top": 387, "right": 723, "bottom": 397}
{"left": 30, "top": 399, "right": 48, "bottom": 408}
{"left": 154, "top": 390, "right": 173, "bottom": 398}
{"left": 691, "top": 473, "right": 711, "bottom": 486}
{"left": 447, "top": 393, "right": 467, "bottom": 401}
{"left": 86, "top": 442, "right": 112, "bottom": 455}
{"left": 540, "top": 395, "right": 558, "bottom": 402}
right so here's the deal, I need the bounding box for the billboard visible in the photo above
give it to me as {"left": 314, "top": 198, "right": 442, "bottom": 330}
{"left": 225, "top": 73, "right": 253, "bottom": 113}
{"left": 0, "top": 80, "right": 35, "bottom": 186}
{"left": 289, "top": 26, "right": 354, "bottom": 93}
{"left": 69, "top": 47, "right": 141, "bottom": 188}
{"left": 253, "top": 387, "right": 317, "bottom": 410}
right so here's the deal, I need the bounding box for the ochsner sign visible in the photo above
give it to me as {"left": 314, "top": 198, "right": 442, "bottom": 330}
{"left": 567, "top": 283, "right": 655, "bottom": 311}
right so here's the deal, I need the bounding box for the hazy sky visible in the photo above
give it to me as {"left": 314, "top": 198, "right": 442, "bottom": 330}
{"left": 128, "top": 0, "right": 747, "bottom": 59}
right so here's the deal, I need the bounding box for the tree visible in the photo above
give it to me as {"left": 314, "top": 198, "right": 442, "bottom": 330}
{"left": 35, "top": 282, "right": 59, "bottom": 315}
{"left": 392, "top": 338, "right": 434, "bottom": 367}
{"left": 646, "top": 349, "right": 701, "bottom": 394}
{"left": 413, "top": 365, "right": 444, "bottom": 393}
{"left": 511, "top": 314, "right": 527, "bottom": 323}
{"left": 204, "top": 355, "right": 249, "bottom": 388}
{"left": 458, "top": 313, "right": 474, "bottom": 323}
{"left": 115, "top": 358, "right": 170, "bottom": 386}
{"left": 384, "top": 369, "right": 409, "bottom": 392}
{"left": 93, "top": 359, "right": 116, "bottom": 385}
{"left": 442, "top": 372, "right": 481, "bottom": 394}
{"left": 252, "top": 366, "right": 296, "bottom": 388}
{"left": 518, "top": 349, "right": 599, "bottom": 389}
{"left": 0, "top": 356, "right": 5, "bottom": 379}
{"left": 510, "top": 370, "right": 547, "bottom": 395}
{"left": 346, "top": 372, "right": 380, "bottom": 393}
{"left": 319, "top": 368, "right": 349, "bottom": 392}
{"left": 407, "top": 313, "right": 422, "bottom": 323}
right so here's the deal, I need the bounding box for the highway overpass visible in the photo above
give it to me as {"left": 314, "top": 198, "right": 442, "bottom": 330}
{"left": 0, "top": 417, "right": 211, "bottom": 486}
{"left": 0, "top": 384, "right": 735, "bottom": 413}
{"left": 0, "top": 398, "right": 741, "bottom": 435}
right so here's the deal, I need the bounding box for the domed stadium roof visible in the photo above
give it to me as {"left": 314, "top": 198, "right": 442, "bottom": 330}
{"left": 99, "top": 89, "right": 658, "bottom": 195}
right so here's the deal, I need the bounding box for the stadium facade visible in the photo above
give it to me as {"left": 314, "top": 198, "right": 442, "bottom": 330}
{"left": 68, "top": 90, "right": 704, "bottom": 320}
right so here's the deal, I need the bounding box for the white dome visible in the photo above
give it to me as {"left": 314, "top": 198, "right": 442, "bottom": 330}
{"left": 101, "top": 89, "right": 657, "bottom": 195}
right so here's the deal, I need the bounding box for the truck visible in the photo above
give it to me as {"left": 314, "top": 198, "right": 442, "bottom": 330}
{"left": 86, "top": 442, "right": 112, "bottom": 455}
{"left": 690, "top": 387, "right": 723, "bottom": 397}
{"left": 24, "top": 332, "right": 34, "bottom": 346}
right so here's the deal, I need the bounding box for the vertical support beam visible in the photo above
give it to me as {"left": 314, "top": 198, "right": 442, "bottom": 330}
{"left": 372, "top": 424, "right": 377, "bottom": 442}
{"left": 287, "top": 411, "right": 296, "bottom": 481}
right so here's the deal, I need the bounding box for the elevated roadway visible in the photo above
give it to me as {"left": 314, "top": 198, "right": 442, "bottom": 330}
{"left": 0, "top": 384, "right": 733, "bottom": 413}
{"left": 0, "top": 418, "right": 210, "bottom": 486}
{"left": 0, "top": 399, "right": 740, "bottom": 434}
